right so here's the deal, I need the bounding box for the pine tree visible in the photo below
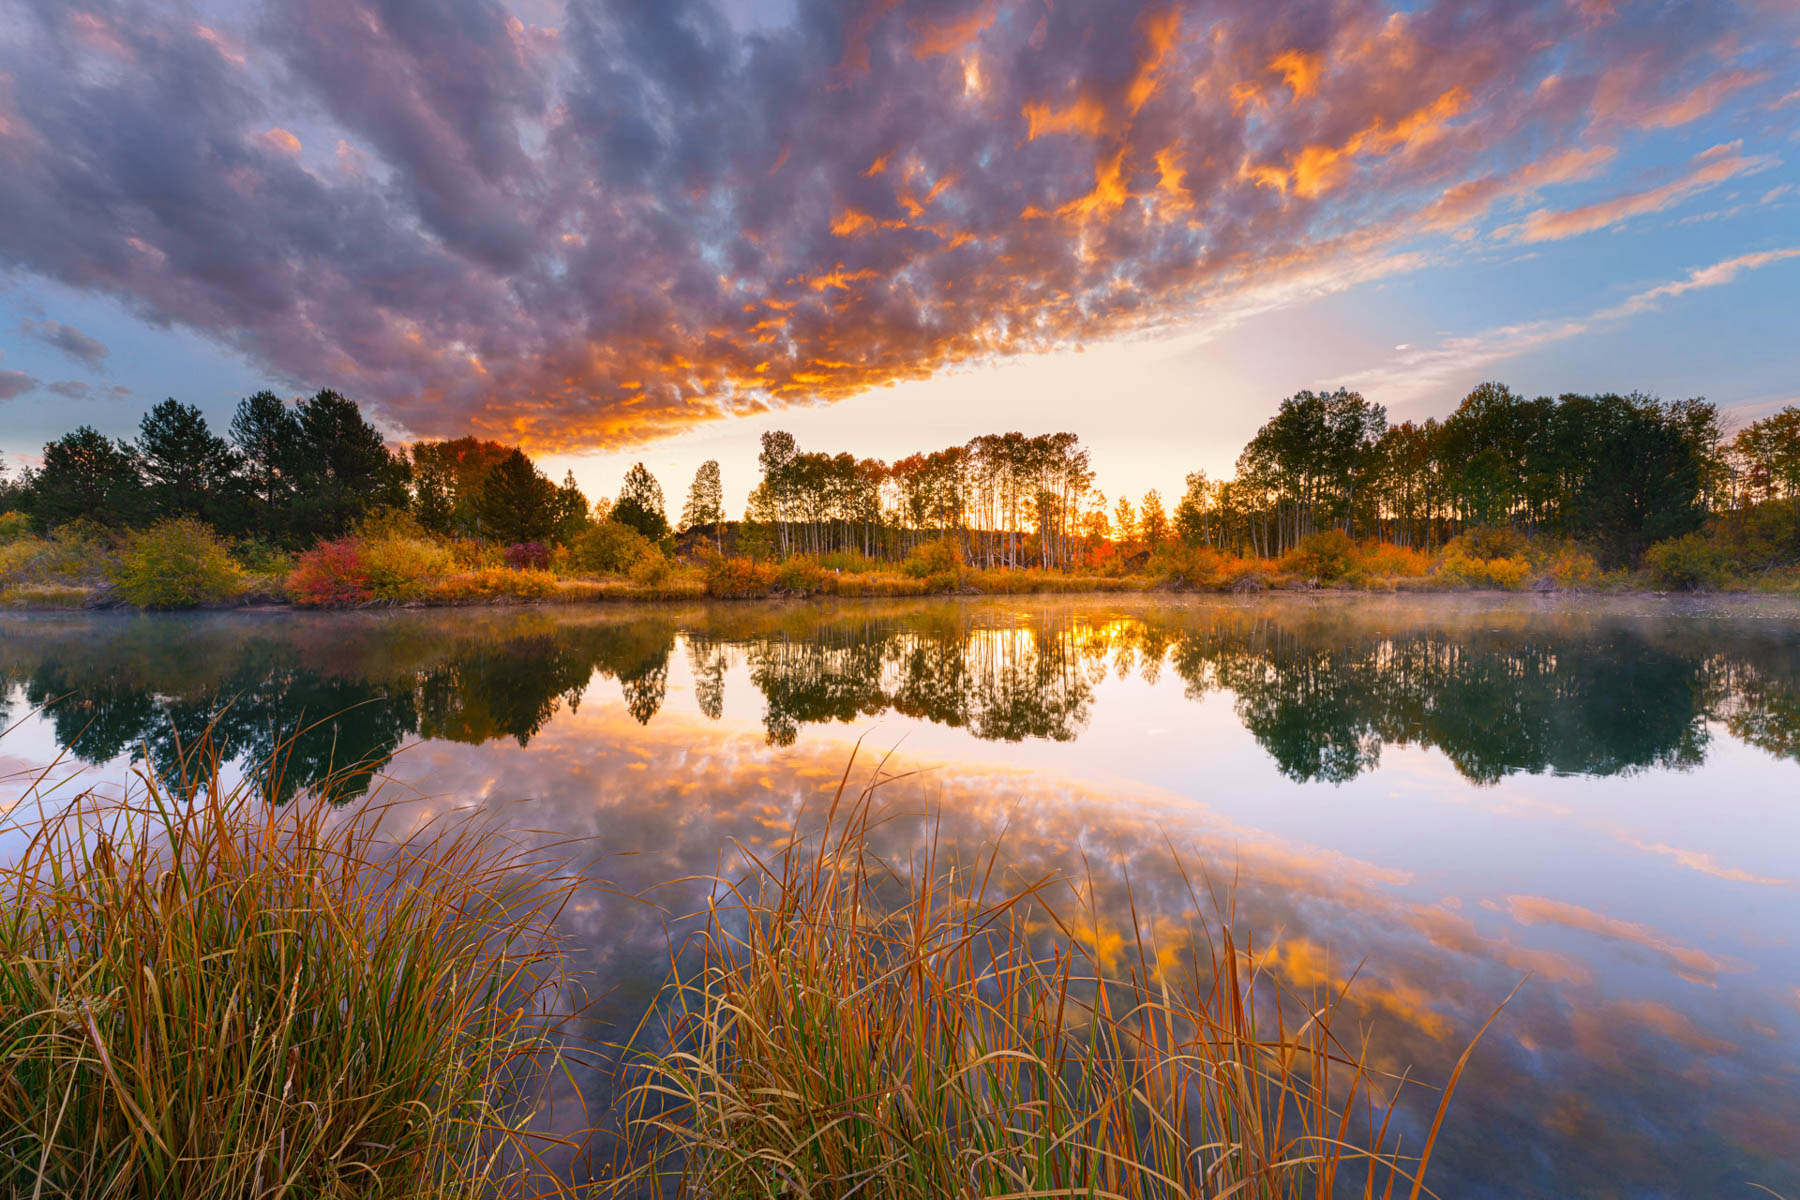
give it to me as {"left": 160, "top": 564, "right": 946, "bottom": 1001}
{"left": 681, "top": 460, "right": 724, "bottom": 550}
{"left": 613, "top": 462, "right": 669, "bottom": 542}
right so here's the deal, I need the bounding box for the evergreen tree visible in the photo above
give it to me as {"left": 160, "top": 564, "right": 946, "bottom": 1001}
{"left": 613, "top": 462, "right": 669, "bottom": 542}
{"left": 551, "top": 470, "right": 592, "bottom": 544}
{"left": 27, "top": 426, "right": 145, "bottom": 528}
{"left": 286, "top": 390, "right": 410, "bottom": 541}
{"left": 681, "top": 460, "right": 724, "bottom": 549}
{"left": 475, "top": 448, "right": 558, "bottom": 544}
{"left": 137, "top": 398, "right": 243, "bottom": 528}
{"left": 230, "top": 390, "right": 303, "bottom": 541}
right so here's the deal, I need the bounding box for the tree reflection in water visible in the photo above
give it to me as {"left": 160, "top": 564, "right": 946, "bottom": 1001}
{"left": 3, "top": 598, "right": 1799, "bottom": 797}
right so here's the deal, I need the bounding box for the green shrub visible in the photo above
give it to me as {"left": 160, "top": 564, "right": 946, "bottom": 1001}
{"left": 571, "top": 520, "right": 655, "bottom": 576}
{"left": 0, "top": 511, "right": 31, "bottom": 544}
{"left": 902, "top": 536, "right": 963, "bottom": 580}
{"left": 112, "top": 518, "right": 245, "bottom": 609}
{"left": 1644, "top": 532, "right": 1740, "bottom": 590}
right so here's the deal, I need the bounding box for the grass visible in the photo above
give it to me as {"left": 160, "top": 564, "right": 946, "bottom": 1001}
{"left": 612, "top": 755, "right": 1514, "bottom": 1200}
{"left": 0, "top": 728, "right": 588, "bottom": 1199}
{"left": 0, "top": 724, "right": 1512, "bottom": 1199}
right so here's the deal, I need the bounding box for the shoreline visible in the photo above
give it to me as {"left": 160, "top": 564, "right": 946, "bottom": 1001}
{"left": 4, "top": 576, "right": 1797, "bottom": 616}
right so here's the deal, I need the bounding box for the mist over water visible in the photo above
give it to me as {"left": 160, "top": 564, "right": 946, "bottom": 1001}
{"left": 4, "top": 594, "right": 1798, "bottom": 1197}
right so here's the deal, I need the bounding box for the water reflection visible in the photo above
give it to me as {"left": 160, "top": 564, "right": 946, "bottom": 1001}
{"left": 363, "top": 703, "right": 1800, "bottom": 1199}
{"left": 3, "top": 597, "right": 1798, "bottom": 1197}
{"left": 4, "top": 599, "right": 1800, "bottom": 793}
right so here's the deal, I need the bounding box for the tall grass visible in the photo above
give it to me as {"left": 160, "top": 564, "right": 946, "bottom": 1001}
{"left": 0, "top": 732, "right": 586, "bottom": 1199}
{"left": 614, "top": 758, "right": 1513, "bottom": 1200}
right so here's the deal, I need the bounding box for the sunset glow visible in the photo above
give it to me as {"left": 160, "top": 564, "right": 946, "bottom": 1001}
{"left": 1, "top": 0, "right": 1795, "bottom": 499}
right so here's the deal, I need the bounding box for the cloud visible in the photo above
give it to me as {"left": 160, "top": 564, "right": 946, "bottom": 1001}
{"left": 1340, "top": 244, "right": 1800, "bottom": 405}
{"left": 1503, "top": 144, "right": 1771, "bottom": 242}
{"left": 20, "top": 317, "right": 109, "bottom": 368}
{"left": 0, "top": 0, "right": 1790, "bottom": 449}
{"left": 45, "top": 380, "right": 92, "bottom": 400}
{"left": 0, "top": 369, "right": 39, "bottom": 401}
{"left": 1502, "top": 894, "right": 1742, "bottom": 985}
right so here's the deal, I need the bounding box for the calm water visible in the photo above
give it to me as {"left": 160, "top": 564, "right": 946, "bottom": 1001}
{"left": 3, "top": 595, "right": 1799, "bottom": 1197}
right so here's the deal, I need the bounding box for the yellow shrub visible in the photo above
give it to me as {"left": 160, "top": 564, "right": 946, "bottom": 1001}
{"left": 360, "top": 536, "right": 453, "bottom": 603}
{"left": 1435, "top": 551, "right": 1532, "bottom": 590}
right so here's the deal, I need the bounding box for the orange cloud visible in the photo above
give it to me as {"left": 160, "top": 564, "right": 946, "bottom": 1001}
{"left": 1506, "top": 145, "right": 1767, "bottom": 241}
{"left": 1502, "top": 895, "right": 1741, "bottom": 985}
{"left": 1269, "top": 48, "right": 1322, "bottom": 99}
{"left": 1022, "top": 92, "right": 1109, "bottom": 140}
{"left": 1258, "top": 87, "right": 1469, "bottom": 199}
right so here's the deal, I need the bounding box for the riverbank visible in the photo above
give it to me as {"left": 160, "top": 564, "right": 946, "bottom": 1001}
{"left": 6, "top": 515, "right": 1799, "bottom": 612}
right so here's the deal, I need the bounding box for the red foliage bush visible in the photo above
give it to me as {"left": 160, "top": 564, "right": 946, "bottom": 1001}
{"left": 504, "top": 541, "right": 550, "bottom": 570}
{"left": 286, "top": 539, "right": 371, "bottom": 607}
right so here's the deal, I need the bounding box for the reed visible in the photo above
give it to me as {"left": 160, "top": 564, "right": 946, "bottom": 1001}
{"left": 613, "top": 756, "right": 1511, "bottom": 1200}
{"left": 0, "top": 731, "right": 585, "bottom": 1199}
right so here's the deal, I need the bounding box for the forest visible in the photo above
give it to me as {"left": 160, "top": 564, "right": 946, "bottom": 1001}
{"left": 3, "top": 381, "right": 1799, "bottom": 607}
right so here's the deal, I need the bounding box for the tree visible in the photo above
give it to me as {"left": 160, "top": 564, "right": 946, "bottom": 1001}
{"left": 1139, "top": 490, "right": 1168, "bottom": 549}
{"left": 286, "top": 390, "right": 410, "bottom": 542}
{"left": 1173, "top": 472, "right": 1212, "bottom": 547}
{"left": 230, "top": 390, "right": 303, "bottom": 541}
{"left": 475, "top": 448, "right": 559, "bottom": 545}
{"left": 682, "top": 460, "right": 724, "bottom": 549}
{"left": 613, "top": 462, "right": 669, "bottom": 542}
{"left": 137, "top": 399, "right": 242, "bottom": 528}
{"left": 551, "top": 471, "right": 592, "bottom": 544}
{"left": 27, "top": 426, "right": 144, "bottom": 528}
{"left": 409, "top": 437, "right": 516, "bottom": 536}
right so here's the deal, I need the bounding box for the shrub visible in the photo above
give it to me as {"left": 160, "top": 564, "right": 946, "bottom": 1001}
{"left": 1436, "top": 549, "right": 1533, "bottom": 590}
{"left": 362, "top": 535, "right": 453, "bottom": 602}
{"left": 0, "top": 511, "right": 31, "bottom": 544}
{"left": 504, "top": 541, "right": 550, "bottom": 570}
{"left": 287, "top": 538, "right": 371, "bottom": 607}
{"left": 447, "top": 537, "right": 504, "bottom": 570}
{"left": 1644, "top": 532, "right": 1740, "bottom": 590}
{"left": 1279, "top": 529, "right": 1354, "bottom": 582}
{"left": 1448, "top": 525, "right": 1532, "bottom": 561}
{"left": 571, "top": 520, "right": 655, "bottom": 576}
{"left": 1347, "top": 541, "right": 1433, "bottom": 582}
{"left": 1540, "top": 544, "right": 1602, "bottom": 590}
{"left": 774, "top": 557, "right": 828, "bottom": 595}
{"left": 815, "top": 550, "right": 881, "bottom": 575}
{"left": 432, "top": 567, "right": 558, "bottom": 603}
{"left": 902, "top": 536, "right": 964, "bottom": 580}
{"left": 113, "top": 517, "right": 245, "bottom": 609}
{"left": 630, "top": 548, "right": 672, "bottom": 587}
{"left": 0, "top": 526, "right": 119, "bottom": 591}
{"left": 704, "top": 555, "right": 776, "bottom": 598}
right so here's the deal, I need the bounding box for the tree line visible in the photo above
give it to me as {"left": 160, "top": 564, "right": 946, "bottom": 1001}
{"left": 4, "top": 382, "right": 1798, "bottom": 569}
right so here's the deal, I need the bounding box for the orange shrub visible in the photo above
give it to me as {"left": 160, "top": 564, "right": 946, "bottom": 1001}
{"left": 431, "top": 567, "right": 558, "bottom": 603}
{"left": 704, "top": 556, "right": 776, "bottom": 598}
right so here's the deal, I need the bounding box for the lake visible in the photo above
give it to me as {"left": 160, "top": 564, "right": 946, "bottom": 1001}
{"left": 3, "top": 595, "right": 1798, "bottom": 1197}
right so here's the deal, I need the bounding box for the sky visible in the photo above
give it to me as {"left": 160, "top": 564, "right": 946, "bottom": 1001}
{"left": 1, "top": 0, "right": 1797, "bottom": 513}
